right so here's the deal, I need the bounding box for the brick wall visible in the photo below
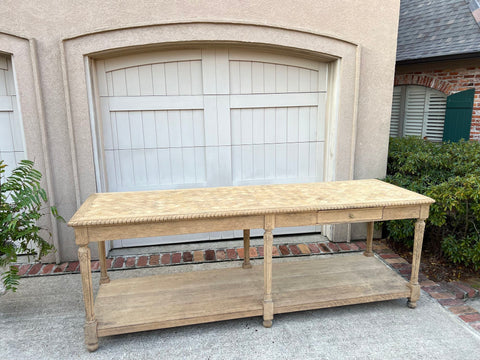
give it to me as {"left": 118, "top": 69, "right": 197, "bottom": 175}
{"left": 394, "top": 65, "right": 480, "bottom": 141}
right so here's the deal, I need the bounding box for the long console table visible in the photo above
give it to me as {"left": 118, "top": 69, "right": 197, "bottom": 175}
{"left": 68, "top": 179, "right": 434, "bottom": 351}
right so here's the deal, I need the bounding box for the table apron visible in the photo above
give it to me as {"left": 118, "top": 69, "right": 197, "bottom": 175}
{"left": 77, "top": 205, "right": 425, "bottom": 243}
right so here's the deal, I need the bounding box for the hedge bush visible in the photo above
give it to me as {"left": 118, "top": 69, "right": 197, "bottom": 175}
{"left": 383, "top": 137, "right": 480, "bottom": 270}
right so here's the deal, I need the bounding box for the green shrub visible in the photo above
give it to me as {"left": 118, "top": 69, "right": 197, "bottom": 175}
{"left": 0, "top": 160, "right": 62, "bottom": 292}
{"left": 383, "top": 137, "right": 480, "bottom": 269}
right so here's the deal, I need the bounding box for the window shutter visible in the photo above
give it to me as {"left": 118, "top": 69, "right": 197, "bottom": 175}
{"left": 424, "top": 89, "right": 447, "bottom": 142}
{"left": 390, "top": 86, "right": 402, "bottom": 137}
{"left": 403, "top": 86, "right": 427, "bottom": 137}
{"left": 443, "top": 88, "right": 475, "bottom": 142}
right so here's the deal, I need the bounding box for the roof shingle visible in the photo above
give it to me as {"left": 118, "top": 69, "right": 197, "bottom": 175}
{"left": 397, "top": 0, "right": 480, "bottom": 61}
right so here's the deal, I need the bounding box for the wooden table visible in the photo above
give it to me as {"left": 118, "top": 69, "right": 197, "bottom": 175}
{"left": 68, "top": 179, "right": 434, "bottom": 351}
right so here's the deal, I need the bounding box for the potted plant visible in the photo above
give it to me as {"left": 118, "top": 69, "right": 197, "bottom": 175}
{"left": 0, "top": 160, "right": 61, "bottom": 294}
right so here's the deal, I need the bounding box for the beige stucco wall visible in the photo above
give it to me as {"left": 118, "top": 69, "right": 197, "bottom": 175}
{"left": 0, "top": 0, "right": 400, "bottom": 261}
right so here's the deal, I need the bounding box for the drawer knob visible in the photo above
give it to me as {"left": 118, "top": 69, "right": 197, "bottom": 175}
{"left": 349, "top": 213, "right": 354, "bottom": 219}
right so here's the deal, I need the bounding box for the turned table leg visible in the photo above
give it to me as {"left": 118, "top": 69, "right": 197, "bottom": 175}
{"left": 242, "top": 229, "right": 252, "bottom": 269}
{"left": 363, "top": 221, "right": 374, "bottom": 257}
{"left": 408, "top": 218, "right": 426, "bottom": 309}
{"left": 97, "top": 241, "right": 110, "bottom": 284}
{"left": 263, "top": 215, "right": 275, "bottom": 328}
{"left": 78, "top": 245, "right": 99, "bottom": 352}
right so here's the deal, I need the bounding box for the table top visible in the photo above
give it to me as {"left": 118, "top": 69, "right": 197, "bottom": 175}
{"left": 68, "top": 179, "right": 434, "bottom": 227}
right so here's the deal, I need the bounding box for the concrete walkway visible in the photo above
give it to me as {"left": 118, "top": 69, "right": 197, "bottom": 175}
{"left": 2, "top": 258, "right": 480, "bottom": 360}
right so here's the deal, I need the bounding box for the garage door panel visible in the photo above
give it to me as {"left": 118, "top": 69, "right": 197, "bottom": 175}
{"left": 167, "top": 111, "right": 182, "bottom": 147}
{"left": 275, "top": 64, "right": 288, "bottom": 92}
{"left": 298, "top": 142, "right": 310, "bottom": 177}
{"left": 113, "top": 112, "right": 130, "bottom": 148}
{"left": 180, "top": 110, "right": 195, "bottom": 146}
{"left": 287, "top": 107, "right": 299, "bottom": 142}
{"left": 275, "top": 108, "right": 287, "bottom": 143}
{"left": 103, "top": 108, "right": 208, "bottom": 192}
{"left": 111, "top": 69, "right": 128, "bottom": 96}
{"left": 205, "top": 146, "right": 232, "bottom": 186}
{"left": 230, "top": 93, "right": 318, "bottom": 109}
{"left": 131, "top": 149, "right": 148, "bottom": 186}
{"left": 138, "top": 65, "right": 154, "bottom": 95}
{"left": 164, "top": 62, "right": 179, "bottom": 95}
{"left": 252, "top": 109, "right": 265, "bottom": 144}
{"left": 104, "top": 49, "right": 203, "bottom": 72}
{"left": 230, "top": 60, "right": 321, "bottom": 95}
{"left": 151, "top": 63, "right": 166, "bottom": 95}
{"left": 0, "top": 111, "right": 14, "bottom": 151}
{"left": 125, "top": 67, "right": 141, "bottom": 95}
{"left": 286, "top": 143, "right": 299, "bottom": 175}
{"left": 107, "top": 95, "right": 204, "bottom": 111}
{"left": 95, "top": 48, "right": 327, "bottom": 247}
{"left": 105, "top": 110, "right": 205, "bottom": 149}
{"left": 0, "top": 70, "right": 7, "bottom": 95}
{"left": 232, "top": 144, "right": 324, "bottom": 185}
{"left": 155, "top": 111, "right": 170, "bottom": 147}
{"left": 203, "top": 96, "right": 218, "bottom": 146}
{"left": 232, "top": 107, "right": 321, "bottom": 145}
{"left": 129, "top": 112, "right": 145, "bottom": 148}
{"left": 106, "top": 146, "right": 208, "bottom": 191}
{"left": 141, "top": 111, "right": 156, "bottom": 148}
{"left": 157, "top": 148, "right": 172, "bottom": 184}
{"left": 216, "top": 96, "right": 231, "bottom": 146}
{"left": 107, "top": 60, "right": 204, "bottom": 97}
{"left": 264, "top": 63, "right": 276, "bottom": 93}
{"left": 298, "top": 107, "right": 310, "bottom": 142}
{"left": 228, "top": 49, "right": 322, "bottom": 72}
{"left": 0, "top": 96, "right": 12, "bottom": 110}
{"left": 10, "top": 103, "right": 23, "bottom": 152}
{"left": 144, "top": 149, "right": 159, "bottom": 184}
{"left": 309, "top": 106, "right": 320, "bottom": 142}
{"left": 313, "top": 142, "right": 324, "bottom": 179}
{"left": 202, "top": 49, "right": 229, "bottom": 95}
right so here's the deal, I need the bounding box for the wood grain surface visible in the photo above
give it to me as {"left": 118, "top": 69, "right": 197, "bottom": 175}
{"left": 95, "top": 254, "right": 409, "bottom": 336}
{"left": 69, "top": 179, "right": 434, "bottom": 227}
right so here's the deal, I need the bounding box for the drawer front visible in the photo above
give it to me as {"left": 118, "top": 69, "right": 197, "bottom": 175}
{"left": 317, "top": 208, "right": 383, "bottom": 224}
{"left": 383, "top": 206, "right": 420, "bottom": 220}
{"left": 275, "top": 212, "right": 317, "bottom": 227}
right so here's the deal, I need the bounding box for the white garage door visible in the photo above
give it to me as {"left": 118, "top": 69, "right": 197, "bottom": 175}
{"left": 95, "top": 48, "right": 327, "bottom": 247}
{"left": 0, "top": 55, "right": 24, "bottom": 175}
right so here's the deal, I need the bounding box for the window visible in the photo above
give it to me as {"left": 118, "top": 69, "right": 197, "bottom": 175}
{"left": 0, "top": 54, "right": 25, "bottom": 173}
{"left": 390, "top": 85, "right": 447, "bottom": 142}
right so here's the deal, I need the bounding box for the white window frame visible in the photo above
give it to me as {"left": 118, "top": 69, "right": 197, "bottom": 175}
{"left": 390, "top": 85, "right": 447, "bottom": 142}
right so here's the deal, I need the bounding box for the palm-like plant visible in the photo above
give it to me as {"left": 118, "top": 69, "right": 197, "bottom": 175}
{"left": 0, "top": 160, "right": 61, "bottom": 293}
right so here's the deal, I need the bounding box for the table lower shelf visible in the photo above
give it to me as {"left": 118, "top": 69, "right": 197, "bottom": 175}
{"left": 94, "top": 253, "right": 411, "bottom": 337}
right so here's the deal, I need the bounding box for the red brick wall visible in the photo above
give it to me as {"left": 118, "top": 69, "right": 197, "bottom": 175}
{"left": 394, "top": 66, "right": 480, "bottom": 141}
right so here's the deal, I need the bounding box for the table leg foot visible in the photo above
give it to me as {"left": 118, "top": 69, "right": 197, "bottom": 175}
{"left": 242, "top": 263, "right": 252, "bottom": 269}
{"left": 408, "top": 283, "right": 420, "bottom": 309}
{"left": 263, "top": 320, "right": 273, "bottom": 328}
{"left": 363, "top": 251, "right": 374, "bottom": 257}
{"left": 84, "top": 320, "right": 98, "bottom": 352}
{"left": 263, "top": 298, "right": 274, "bottom": 328}
{"left": 100, "top": 276, "right": 110, "bottom": 284}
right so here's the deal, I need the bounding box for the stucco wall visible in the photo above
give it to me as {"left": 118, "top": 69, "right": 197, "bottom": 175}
{"left": 0, "top": 0, "right": 400, "bottom": 261}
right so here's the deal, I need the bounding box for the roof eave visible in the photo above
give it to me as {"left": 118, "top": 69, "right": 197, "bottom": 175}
{"left": 396, "top": 51, "right": 480, "bottom": 65}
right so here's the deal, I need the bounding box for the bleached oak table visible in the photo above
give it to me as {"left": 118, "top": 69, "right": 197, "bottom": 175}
{"left": 68, "top": 179, "right": 434, "bottom": 352}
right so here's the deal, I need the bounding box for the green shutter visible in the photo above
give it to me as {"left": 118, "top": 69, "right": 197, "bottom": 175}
{"left": 443, "top": 88, "right": 475, "bottom": 142}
